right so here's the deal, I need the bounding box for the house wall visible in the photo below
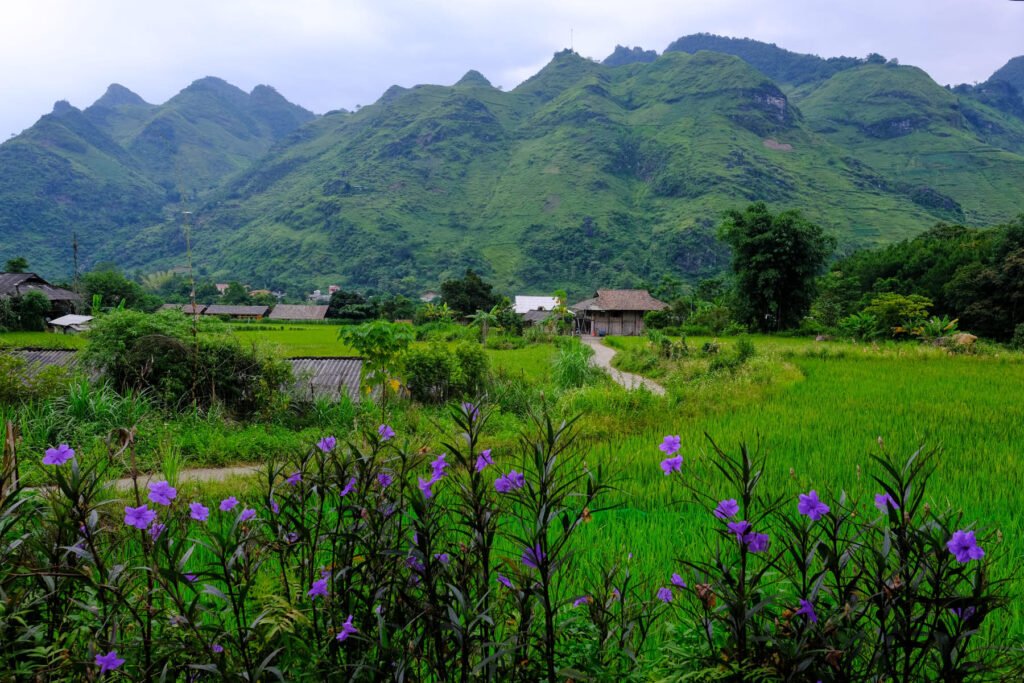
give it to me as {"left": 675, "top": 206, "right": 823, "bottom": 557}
{"left": 584, "top": 311, "right": 646, "bottom": 336}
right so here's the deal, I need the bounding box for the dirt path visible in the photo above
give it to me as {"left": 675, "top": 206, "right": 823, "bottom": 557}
{"left": 581, "top": 337, "right": 666, "bottom": 395}
{"left": 109, "top": 465, "right": 261, "bottom": 489}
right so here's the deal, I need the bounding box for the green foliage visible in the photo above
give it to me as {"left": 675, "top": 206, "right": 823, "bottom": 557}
{"left": 402, "top": 341, "right": 490, "bottom": 403}
{"left": 326, "top": 288, "right": 375, "bottom": 321}
{"left": 552, "top": 338, "right": 604, "bottom": 390}
{"left": 0, "top": 352, "right": 73, "bottom": 404}
{"left": 918, "top": 315, "right": 960, "bottom": 341}
{"left": 440, "top": 269, "right": 499, "bottom": 317}
{"left": 720, "top": 202, "right": 834, "bottom": 331}
{"left": 3, "top": 256, "right": 28, "bottom": 273}
{"left": 82, "top": 266, "right": 152, "bottom": 310}
{"left": 837, "top": 312, "right": 881, "bottom": 341}
{"left": 5, "top": 291, "right": 52, "bottom": 331}
{"left": 81, "top": 309, "right": 288, "bottom": 416}
{"left": 340, "top": 320, "right": 415, "bottom": 402}
{"left": 862, "top": 292, "right": 933, "bottom": 337}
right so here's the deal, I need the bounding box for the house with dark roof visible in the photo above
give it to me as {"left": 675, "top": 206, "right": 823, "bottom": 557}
{"left": 202, "top": 304, "right": 270, "bottom": 320}
{"left": 159, "top": 303, "right": 208, "bottom": 315}
{"left": 570, "top": 289, "right": 667, "bottom": 336}
{"left": 268, "top": 305, "right": 328, "bottom": 321}
{"left": 0, "top": 272, "right": 81, "bottom": 316}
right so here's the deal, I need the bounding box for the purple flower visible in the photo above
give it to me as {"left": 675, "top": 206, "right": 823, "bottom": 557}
{"left": 497, "top": 574, "right": 513, "bottom": 589}
{"left": 308, "top": 578, "right": 329, "bottom": 600}
{"left": 95, "top": 650, "right": 125, "bottom": 674}
{"left": 430, "top": 453, "right": 448, "bottom": 479}
{"left": 239, "top": 508, "right": 256, "bottom": 522}
{"left": 573, "top": 596, "right": 590, "bottom": 607}
{"left": 657, "top": 586, "right": 673, "bottom": 603}
{"left": 149, "top": 523, "right": 166, "bottom": 540}
{"left": 212, "top": 643, "right": 224, "bottom": 654}
{"left": 317, "top": 436, "right": 337, "bottom": 453}
{"left": 660, "top": 455, "right": 683, "bottom": 475}
{"left": 270, "top": 499, "right": 280, "bottom": 514}
{"left": 475, "top": 449, "right": 493, "bottom": 472}
{"left": 124, "top": 505, "right": 156, "bottom": 530}
{"left": 797, "top": 490, "right": 830, "bottom": 521}
{"left": 378, "top": 424, "right": 395, "bottom": 441}
{"left": 461, "top": 402, "right": 479, "bottom": 421}
{"left": 148, "top": 481, "right": 177, "bottom": 506}
{"left": 418, "top": 476, "right": 435, "bottom": 499}
{"left": 286, "top": 532, "right": 299, "bottom": 543}
{"left": 406, "top": 556, "right": 425, "bottom": 574}
{"left": 951, "top": 605, "right": 977, "bottom": 620}
{"left": 286, "top": 471, "right": 302, "bottom": 486}
{"left": 947, "top": 530, "right": 985, "bottom": 563}
{"left": 189, "top": 502, "right": 209, "bottom": 522}
{"left": 795, "top": 598, "right": 818, "bottom": 623}
{"left": 745, "top": 532, "right": 770, "bottom": 554}
{"left": 377, "top": 472, "right": 393, "bottom": 488}
{"left": 340, "top": 477, "right": 357, "bottom": 497}
{"left": 42, "top": 443, "right": 75, "bottom": 466}
{"left": 336, "top": 614, "right": 358, "bottom": 642}
{"left": 184, "top": 573, "right": 198, "bottom": 583}
{"left": 874, "top": 492, "right": 899, "bottom": 512}
{"left": 219, "top": 497, "right": 238, "bottom": 512}
{"left": 726, "top": 520, "right": 752, "bottom": 542}
{"left": 671, "top": 573, "right": 686, "bottom": 588}
{"left": 659, "top": 435, "right": 681, "bottom": 455}
{"left": 434, "top": 552, "right": 450, "bottom": 565}
{"left": 494, "top": 470, "right": 525, "bottom": 493}
{"left": 521, "top": 543, "right": 544, "bottom": 570}
{"left": 714, "top": 499, "right": 739, "bottom": 519}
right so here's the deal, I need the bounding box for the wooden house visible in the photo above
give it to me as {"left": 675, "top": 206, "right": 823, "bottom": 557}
{"left": 0, "top": 272, "right": 81, "bottom": 316}
{"left": 570, "top": 289, "right": 667, "bottom": 336}
{"left": 268, "top": 305, "right": 328, "bottom": 321}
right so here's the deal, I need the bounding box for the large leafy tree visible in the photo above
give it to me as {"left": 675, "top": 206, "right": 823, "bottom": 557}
{"left": 327, "top": 289, "right": 376, "bottom": 321}
{"left": 719, "top": 202, "right": 834, "bottom": 331}
{"left": 4, "top": 256, "right": 28, "bottom": 273}
{"left": 440, "top": 269, "right": 499, "bottom": 318}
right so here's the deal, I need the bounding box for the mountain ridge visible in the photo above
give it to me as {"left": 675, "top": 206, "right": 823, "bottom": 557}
{"left": 2, "top": 35, "right": 1023, "bottom": 298}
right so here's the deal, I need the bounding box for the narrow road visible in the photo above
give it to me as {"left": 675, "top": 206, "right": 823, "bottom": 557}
{"left": 581, "top": 337, "right": 666, "bottom": 395}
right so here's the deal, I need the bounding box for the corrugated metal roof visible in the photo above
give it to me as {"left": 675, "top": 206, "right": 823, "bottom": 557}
{"left": 48, "top": 314, "right": 93, "bottom": 327}
{"left": 269, "top": 305, "right": 329, "bottom": 321}
{"left": 4, "top": 348, "right": 85, "bottom": 381}
{"left": 514, "top": 296, "right": 559, "bottom": 314}
{"left": 286, "top": 357, "right": 363, "bottom": 402}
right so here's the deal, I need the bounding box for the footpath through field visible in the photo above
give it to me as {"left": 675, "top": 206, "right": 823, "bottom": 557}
{"left": 580, "top": 337, "right": 666, "bottom": 395}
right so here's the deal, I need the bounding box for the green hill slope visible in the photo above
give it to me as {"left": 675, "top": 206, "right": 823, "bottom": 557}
{"left": 109, "top": 50, "right": 1024, "bottom": 297}
{"left": 3, "top": 40, "right": 1024, "bottom": 298}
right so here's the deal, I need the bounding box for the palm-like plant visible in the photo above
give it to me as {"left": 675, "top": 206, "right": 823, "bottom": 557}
{"left": 468, "top": 307, "right": 499, "bottom": 345}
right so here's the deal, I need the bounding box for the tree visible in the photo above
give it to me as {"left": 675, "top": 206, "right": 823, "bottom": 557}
{"left": 339, "top": 320, "right": 415, "bottom": 407}
{"left": 221, "top": 282, "right": 250, "bottom": 305}
{"left": 719, "top": 202, "right": 834, "bottom": 331}
{"left": 17, "top": 291, "right": 51, "bottom": 331}
{"left": 440, "top": 269, "right": 499, "bottom": 317}
{"left": 327, "top": 289, "right": 376, "bottom": 321}
{"left": 4, "top": 256, "right": 28, "bottom": 273}
{"left": 82, "top": 267, "right": 146, "bottom": 310}
{"left": 468, "top": 307, "right": 499, "bottom": 345}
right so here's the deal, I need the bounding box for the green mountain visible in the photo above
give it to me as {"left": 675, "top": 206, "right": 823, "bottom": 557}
{"left": 109, "top": 49, "right": 1024, "bottom": 297}
{"left": 0, "top": 80, "right": 314, "bottom": 276}
{"left": 990, "top": 56, "right": 1024, "bottom": 98}
{"left": 3, "top": 37, "right": 1024, "bottom": 299}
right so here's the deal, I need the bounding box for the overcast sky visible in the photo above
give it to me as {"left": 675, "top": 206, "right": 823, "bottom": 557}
{"left": 2, "top": 0, "right": 1023, "bottom": 138}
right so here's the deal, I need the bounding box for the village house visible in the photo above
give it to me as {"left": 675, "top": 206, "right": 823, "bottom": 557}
{"left": 202, "top": 304, "right": 270, "bottom": 320}
{"left": 514, "top": 295, "right": 564, "bottom": 327}
{"left": 268, "top": 305, "right": 329, "bottom": 321}
{"left": 0, "top": 272, "right": 81, "bottom": 317}
{"left": 570, "top": 289, "right": 667, "bottom": 336}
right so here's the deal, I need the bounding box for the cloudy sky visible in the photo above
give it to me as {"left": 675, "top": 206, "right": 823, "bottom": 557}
{"left": 2, "top": 0, "right": 1022, "bottom": 138}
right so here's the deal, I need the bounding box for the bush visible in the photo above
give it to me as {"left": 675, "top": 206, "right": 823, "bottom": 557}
{"left": 402, "top": 342, "right": 491, "bottom": 404}
{"left": 1012, "top": 323, "right": 1024, "bottom": 350}
{"left": 0, "top": 352, "right": 74, "bottom": 405}
{"left": 81, "top": 310, "right": 290, "bottom": 418}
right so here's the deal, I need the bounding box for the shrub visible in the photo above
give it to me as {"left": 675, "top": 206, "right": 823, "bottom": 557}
{"left": 862, "top": 292, "right": 933, "bottom": 337}
{"left": 552, "top": 339, "right": 603, "bottom": 390}
{"left": 403, "top": 342, "right": 491, "bottom": 404}
{"left": 0, "top": 352, "right": 74, "bottom": 405}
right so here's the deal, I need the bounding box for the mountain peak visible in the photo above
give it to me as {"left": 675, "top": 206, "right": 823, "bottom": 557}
{"left": 182, "top": 76, "right": 247, "bottom": 98}
{"left": 455, "top": 70, "right": 493, "bottom": 88}
{"left": 92, "top": 83, "right": 149, "bottom": 109}
{"left": 602, "top": 45, "right": 658, "bottom": 67}
{"left": 989, "top": 55, "right": 1024, "bottom": 95}
{"left": 51, "top": 100, "right": 79, "bottom": 116}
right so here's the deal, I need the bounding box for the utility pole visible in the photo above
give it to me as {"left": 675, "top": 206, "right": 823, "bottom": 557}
{"left": 72, "top": 232, "right": 81, "bottom": 313}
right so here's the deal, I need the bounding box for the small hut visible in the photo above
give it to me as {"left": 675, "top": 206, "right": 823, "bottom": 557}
{"left": 570, "top": 289, "right": 667, "bottom": 336}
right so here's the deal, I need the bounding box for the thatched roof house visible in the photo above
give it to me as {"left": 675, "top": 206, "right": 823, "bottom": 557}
{"left": 570, "top": 289, "right": 667, "bottom": 336}
{"left": 269, "top": 305, "right": 328, "bottom": 321}
{"left": 159, "top": 303, "right": 208, "bottom": 314}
